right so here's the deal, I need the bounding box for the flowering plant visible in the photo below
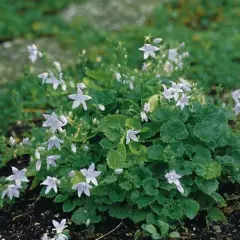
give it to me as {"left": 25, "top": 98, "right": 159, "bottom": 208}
{"left": 0, "top": 37, "right": 239, "bottom": 239}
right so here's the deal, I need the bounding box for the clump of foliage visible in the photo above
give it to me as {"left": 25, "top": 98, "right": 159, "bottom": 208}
{"left": 0, "top": 0, "right": 86, "bottom": 40}
{"left": 0, "top": 38, "right": 240, "bottom": 239}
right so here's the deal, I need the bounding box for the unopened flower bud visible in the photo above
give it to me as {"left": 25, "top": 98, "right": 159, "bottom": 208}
{"left": 9, "top": 136, "right": 16, "bottom": 147}
{"left": 53, "top": 61, "right": 62, "bottom": 73}
{"left": 35, "top": 150, "right": 40, "bottom": 160}
{"left": 83, "top": 145, "right": 89, "bottom": 152}
{"left": 71, "top": 143, "right": 77, "bottom": 153}
{"left": 86, "top": 219, "right": 91, "bottom": 226}
{"left": 98, "top": 104, "right": 105, "bottom": 111}
{"left": 114, "top": 169, "right": 123, "bottom": 175}
{"left": 36, "top": 160, "right": 41, "bottom": 171}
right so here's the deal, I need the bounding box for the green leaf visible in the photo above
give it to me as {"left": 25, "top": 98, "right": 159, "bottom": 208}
{"left": 140, "top": 122, "right": 161, "bottom": 140}
{"left": 109, "top": 189, "right": 125, "bottom": 202}
{"left": 195, "top": 177, "right": 219, "bottom": 195}
{"left": 99, "top": 115, "right": 126, "bottom": 142}
{"left": 107, "top": 143, "right": 126, "bottom": 169}
{"left": 192, "top": 145, "right": 212, "bottom": 164}
{"left": 193, "top": 121, "right": 220, "bottom": 142}
{"left": 108, "top": 204, "right": 132, "bottom": 219}
{"left": 86, "top": 70, "right": 112, "bottom": 85}
{"left": 169, "top": 204, "right": 183, "bottom": 220}
{"left": 148, "top": 144, "right": 164, "bottom": 160}
{"left": 54, "top": 194, "right": 68, "bottom": 203}
{"left": 100, "top": 138, "right": 118, "bottom": 149}
{"left": 160, "top": 119, "right": 188, "bottom": 143}
{"left": 71, "top": 207, "right": 88, "bottom": 225}
{"left": 142, "top": 224, "right": 161, "bottom": 240}
{"left": 125, "top": 118, "right": 141, "bottom": 130}
{"left": 211, "top": 192, "right": 226, "bottom": 207}
{"left": 180, "top": 199, "right": 199, "bottom": 219}
{"left": 208, "top": 208, "right": 227, "bottom": 224}
{"left": 169, "top": 231, "right": 180, "bottom": 238}
{"left": 135, "top": 196, "right": 155, "bottom": 208}
{"left": 131, "top": 209, "right": 149, "bottom": 223}
{"left": 142, "top": 178, "right": 159, "bottom": 196}
{"left": 63, "top": 199, "right": 76, "bottom": 212}
{"left": 104, "top": 175, "right": 118, "bottom": 184}
{"left": 157, "top": 220, "right": 169, "bottom": 236}
{"left": 88, "top": 88, "right": 117, "bottom": 105}
{"left": 129, "top": 141, "right": 147, "bottom": 156}
{"left": 148, "top": 94, "right": 159, "bottom": 112}
{"left": 203, "top": 162, "right": 222, "bottom": 179}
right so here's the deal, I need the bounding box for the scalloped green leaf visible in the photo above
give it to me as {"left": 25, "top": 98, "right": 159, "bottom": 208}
{"left": 180, "top": 199, "right": 199, "bottom": 219}
{"left": 148, "top": 144, "right": 164, "bottom": 160}
{"left": 160, "top": 119, "right": 188, "bottom": 142}
{"left": 142, "top": 178, "right": 159, "bottom": 196}
{"left": 107, "top": 143, "right": 126, "bottom": 169}
{"left": 195, "top": 177, "right": 219, "bottom": 195}
{"left": 193, "top": 121, "right": 220, "bottom": 142}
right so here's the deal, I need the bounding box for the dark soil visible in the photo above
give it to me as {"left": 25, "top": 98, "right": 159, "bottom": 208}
{"left": 0, "top": 156, "right": 239, "bottom": 240}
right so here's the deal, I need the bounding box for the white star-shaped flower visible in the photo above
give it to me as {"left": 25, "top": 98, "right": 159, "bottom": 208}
{"left": 41, "top": 233, "right": 49, "bottom": 240}
{"left": 234, "top": 102, "right": 240, "bottom": 115}
{"left": 179, "top": 78, "right": 191, "bottom": 92}
{"left": 45, "top": 136, "right": 64, "bottom": 150}
{"left": 77, "top": 82, "right": 87, "bottom": 90}
{"left": 27, "top": 44, "right": 42, "bottom": 62}
{"left": 68, "top": 90, "right": 92, "bottom": 110}
{"left": 20, "top": 137, "right": 31, "bottom": 146}
{"left": 46, "top": 155, "right": 60, "bottom": 170}
{"left": 41, "top": 176, "right": 60, "bottom": 194}
{"left": 45, "top": 72, "right": 61, "bottom": 90}
{"left": 232, "top": 89, "right": 240, "bottom": 104}
{"left": 162, "top": 84, "right": 174, "bottom": 100}
{"left": 38, "top": 72, "right": 49, "bottom": 84}
{"left": 126, "top": 129, "right": 140, "bottom": 144}
{"left": 6, "top": 167, "right": 29, "bottom": 186}
{"left": 139, "top": 44, "right": 160, "bottom": 60}
{"left": 169, "top": 82, "right": 183, "bottom": 101}
{"left": 80, "top": 163, "right": 101, "bottom": 186}
{"left": 176, "top": 93, "right": 190, "bottom": 110}
{"left": 165, "top": 170, "right": 184, "bottom": 193}
{"left": 168, "top": 48, "right": 178, "bottom": 63}
{"left": 52, "top": 219, "right": 67, "bottom": 234}
{"left": 2, "top": 184, "right": 21, "bottom": 200}
{"left": 72, "top": 182, "right": 93, "bottom": 197}
{"left": 42, "top": 112, "right": 67, "bottom": 133}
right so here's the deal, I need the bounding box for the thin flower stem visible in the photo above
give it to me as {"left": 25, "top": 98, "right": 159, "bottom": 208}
{"left": 95, "top": 221, "right": 123, "bottom": 240}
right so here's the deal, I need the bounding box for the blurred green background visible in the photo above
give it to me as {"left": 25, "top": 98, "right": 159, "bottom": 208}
{"left": 0, "top": 0, "right": 240, "bottom": 132}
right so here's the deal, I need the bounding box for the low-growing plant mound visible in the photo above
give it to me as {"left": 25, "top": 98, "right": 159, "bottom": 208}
{"left": 0, "top": 38, "right": 239, "bottom": 239}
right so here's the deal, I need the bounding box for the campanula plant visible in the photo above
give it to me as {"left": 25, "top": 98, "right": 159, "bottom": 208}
{"left": 0, "top": 37, "right": 239, "bottom": 239}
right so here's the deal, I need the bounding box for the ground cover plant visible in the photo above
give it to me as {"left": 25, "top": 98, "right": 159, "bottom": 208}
{"left": 0, "top": 36, "right": 240, "bottom": 240}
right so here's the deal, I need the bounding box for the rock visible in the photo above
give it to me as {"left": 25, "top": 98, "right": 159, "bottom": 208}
{"left": 0, "top": 38, "right": 74, "bottom": 84}
{"left": 60, "top": 0, "right": 158, "bottom": 31}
